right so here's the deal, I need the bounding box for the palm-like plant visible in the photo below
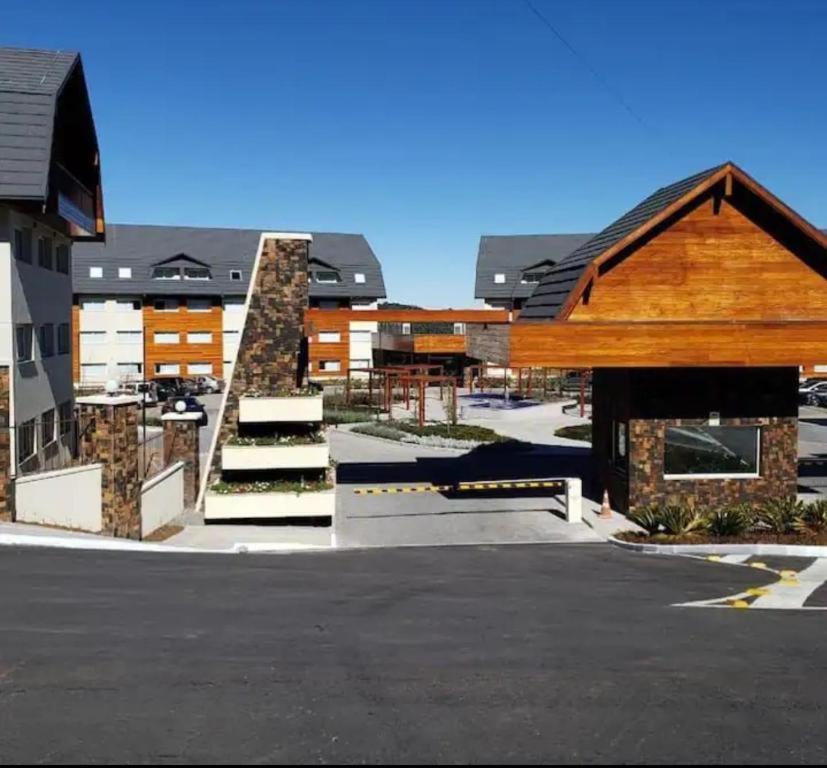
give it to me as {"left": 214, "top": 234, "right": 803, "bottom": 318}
{"left": 704, "top": 504, "right": 753, "bottom": 537}
{"left": 659, "top": 504, "right": 706, "bottom": 536}
{"left": 627, "top": 505, "right": 661, "bottom": 535}
{"left": 756, "top": 497, "right": 805, "bottom": 535}
{"left": 794, "top": 499, "right": 827, "bottom": 535}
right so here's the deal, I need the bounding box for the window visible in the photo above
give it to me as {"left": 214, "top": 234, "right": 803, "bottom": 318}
{"left": 401, "top": 322, "right": 411, "bottom": 335}
{"left": 39, "top": 324, "right": 54, "bottom": 357}
{"left": 664, "top": 426, "right": 760, "bottom": 478}
{"left": 453, "top": 323, "right": 465, "bottom": 335}
{"left": 188, "top": 362, "right": 213, "bottom": 375}
{"left": 38, "top": 237, "right": 53, "bottom": 269}
{"left": 80, "top": 330, "right": 106, "bottom": 345}
{"left": 224, "top": 298, "right": 245, "bottom": 313}
{"left": 116, "top": 330, "right": 142, "bottom": 344}
{"left": 354, "top": 272, "right": 366, "bottom": 284}
{"left": 115, "top": 298, "right": 141, "bottom": 311}
{"left": 230, "top": 270, "right": 243, "bottom": 281}
{"left": 16, "top": 324, "right": 33, "bottom": 362}
{"left": 58, "top": 401, "right": 73, "bottom": 436}
{"left": 184, "top": 267, "right": 211, "bottom": 280}
{"left": 55, "top": 244, "right": 70, "bottom": 274}
{"left": 521, "top": 271, "right": 547, "bottom": 284}
{"left": 350, "top": 330, "right": 372, "bottom": 344}
{"left": 154, "top": 298, "right": 179, "bottom": 312}
{"left": 613, "top": 421, "right": 628, "bottom": 469}
{"left": 152, "top": 266, "right": 180, "bottom": 280}
{"left": 118, "top": 267, "right": 132, "bottom": 279}
{"left": 155, "top": 363, "right": 180, "bottom": 375}
{"left": 81, "top": 298, "right": 106, "bottom": 312}
{"left": 154, "top": 332, "right": 180, "bottom": 344}
{"left": 89, "top": 266, "right": 103, "bottom": 279}
{"left": 186, "top": 332, "right": 212, "bottom": 344}
{"left": 314, "top": 270, "right": 341, "bottom": 284}
{"left": 187, "top": 298, "right": 212, "bottom": 312}
{"left": 350, "top": 359, "right": 371, "bottom": 369}
{"left": 494, "top": 273, "right": 506, "bottom": 284}
{"left": 14, "top": 228, "right": 32, "bottom": 263}
{"left": 40, "top": 408, "right": 56, "bottom": 448}
{"left": 318, "top": 331, "right": 341, "bottom": 343}
{"left": 17, "top": 418, "right": 35, "bottom": 464}
{"left": 320, "top": 360, "right": 341, "bottom": 372}
{"left": 117, "top": 363, "right": 142, "bottom": 376}
{"left": 81, "top": 363, "right": 107, "bottom": 380}
{"left": 57, "top": 323, "right": 70, "bottom": 355}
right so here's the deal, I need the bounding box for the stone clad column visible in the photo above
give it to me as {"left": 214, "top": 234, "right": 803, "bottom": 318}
{"left": 0, "top": 366, "right": 13, "bottom": 522}
{"left": 162, "top": 412, "right": 201, "bottom": 510}
{"left": 77, "top": 395, "right": 142, "bottom": 539}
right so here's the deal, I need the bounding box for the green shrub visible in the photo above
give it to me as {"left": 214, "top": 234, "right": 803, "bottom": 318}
{"left": 659, "top": 504, "right": 706, "bottom": 536}
{"left": 756, "top": 496, "right": 805, "bottom": 534}
{"left": 794, "top": 499, "right": 827, "bottom": 535}
{"left": 704, "top": 504, "right": 753, "bottom": 537}
{"left": 627, "top": 505, "right": 661, "bottom": 535}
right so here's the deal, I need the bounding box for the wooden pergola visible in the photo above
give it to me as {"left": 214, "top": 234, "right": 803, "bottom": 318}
{"left": 396, "top": 373, "right": 458, "bottom": 426}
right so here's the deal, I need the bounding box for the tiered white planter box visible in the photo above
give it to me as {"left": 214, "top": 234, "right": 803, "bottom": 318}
{"left": 210, "top": 392, "right": 334, "bottom": 523}
{"left": 204, "top": 488, "right": 335, "bottom": 520}
{"left": 239, "top": 395, "right": 323, "bottom": 423}
{"left": 221, "top": 441, "right": 329, "bottom": 471}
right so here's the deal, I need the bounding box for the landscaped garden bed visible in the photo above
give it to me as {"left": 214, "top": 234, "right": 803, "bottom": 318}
{"left": 554, "top": 424, "right": 592, "bottom": 442}
{"left": 351, "top": 421, "right": 509, "bottom": 448}
{"left": 618, "top": 497, "right": 827, "bottom": 545}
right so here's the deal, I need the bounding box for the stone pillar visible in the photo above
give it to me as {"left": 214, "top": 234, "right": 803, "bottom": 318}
{"left": 77, "top": 395, "right": 142, "bottom": 539}
{"left": 0, "top": 366, "right": 13, "bottom": 522}
{"left": 162, "top": 412, "right": 201, "bottom": 510}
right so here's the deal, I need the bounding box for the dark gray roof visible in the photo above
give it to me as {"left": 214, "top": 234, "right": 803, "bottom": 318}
{"left": 475, "top": 234, "right": 594, "bottom": 301}
{"left": 0, "top": 47, "right": 79, "bottom": 200}
{"left": 520, "top": 165, "right": 727, "bottom": 320}
{"left": 72, "top": 224, "right": 386, "bottom": 300}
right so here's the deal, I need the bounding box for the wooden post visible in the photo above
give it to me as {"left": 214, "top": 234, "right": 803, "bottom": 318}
{"left": 346, "top": 368, "right": 352, "bottom": 406}
{"left": 368, "top": 370, "right": 373, "bottom": 410}
{"left": 518, "top": 367, "right": 523, "bottom": 396}
{"left": 451, "top": 379, "right": 457, "bottom": 425}
{"left": 527, "top": 368, "right": 533, "bottom": 398}
{"left": 418, "top": 380, "right": 426, "bottom": 426}
{"left": 542, "top": 368, "right": 548, "bottom": 400}
{"left": 405, "top": 376, "right": 411, "bottom": 410}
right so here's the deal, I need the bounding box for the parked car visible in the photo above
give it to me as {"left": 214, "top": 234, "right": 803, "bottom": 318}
{"left": 121, "top": 381, "right": 158, "bottom": 407}
{"left": 154, "top": 376, "right": 197, "bottom": 402}
{"left": 161, "top": 395, "right": 208, "bottom": 427}
{"left": 195, "top": 374, "right": 224, "bottom": 394}
{"left": 798, "top": 379, "right": 827, "bottom": 405}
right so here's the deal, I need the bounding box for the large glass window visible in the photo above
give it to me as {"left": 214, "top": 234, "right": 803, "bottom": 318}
{"left": 664, "top": 426, "right": 760, "bottom": 478}
{"left": 183, "top": 267, "right": 211, "bottom": 280}
{"left": 14, "top": 228, "right": 32, "bottom": 263}
{"left": 17, "top": 418, "right": 35, "bottom": 464}
{"left": 16, "top": 324, "right": 33, "bottom": 362}
{"left": 153, "top": 266, "right": 181, "bottom": 280}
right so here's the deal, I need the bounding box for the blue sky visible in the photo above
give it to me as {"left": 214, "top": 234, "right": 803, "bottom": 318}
{"left": 5, "top": 0, "right": 827, "bottom": 306}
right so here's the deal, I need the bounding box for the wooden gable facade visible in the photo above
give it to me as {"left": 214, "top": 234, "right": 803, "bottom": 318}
{"left": 469, "top": 164, "right": 827, "bottom": 369}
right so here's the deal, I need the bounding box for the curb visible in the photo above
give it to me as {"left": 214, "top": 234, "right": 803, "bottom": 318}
{"left": 608, "top": 535, "right": 827, "bottom": 558}
{"left": 339, "top": 428, "right": 471, "bottom": 453}
{"left": 0, "top": 532, "right": 334, "bottom": 556}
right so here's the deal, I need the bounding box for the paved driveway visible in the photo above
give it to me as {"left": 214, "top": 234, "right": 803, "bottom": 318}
{"left": 331, "top": 428, "right": 600, "bottom": 548}
{"left": 2, "top": 544, "right": 826, "bottom": 764}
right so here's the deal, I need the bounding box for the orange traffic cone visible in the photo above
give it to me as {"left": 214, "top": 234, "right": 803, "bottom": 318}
{"left": 599, "top": 490, "right": 612, "bottom": 519}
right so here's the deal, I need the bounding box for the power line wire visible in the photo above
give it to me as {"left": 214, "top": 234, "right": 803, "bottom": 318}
{"left": 521, "top": 0, "right": 650, "bottom": 130}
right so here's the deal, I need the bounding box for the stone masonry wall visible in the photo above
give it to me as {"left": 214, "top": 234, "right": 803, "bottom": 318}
{"left": 208, "top": 236, "right": 310, "bottom": 485}
{"left": 78, "top": 401, "right": 141, "bottom": 538}
{"left": 0, "top": 366, "right": 13, "bottom": 522}
{"left": 628, "top": 416, "right": 798, "bottom": 511}
{"left": 163, "top": 418, "right": 200, "bottom": 510}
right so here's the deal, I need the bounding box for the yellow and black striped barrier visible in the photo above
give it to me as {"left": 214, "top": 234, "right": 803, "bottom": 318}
{"left": 353, "top": 479, "right": 565, "bottom": 496}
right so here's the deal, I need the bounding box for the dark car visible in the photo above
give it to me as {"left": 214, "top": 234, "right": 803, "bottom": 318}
{"left": 154, "top": 376, "right": 197, "bottom": 402}
{"left": 161, "top": 395, "right": 208, "bottom": 427}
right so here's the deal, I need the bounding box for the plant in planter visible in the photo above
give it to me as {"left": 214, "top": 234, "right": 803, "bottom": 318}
{"left": 627, "top": 505, "right": 661, "bottom": 535}
{"left": 756, "top": 496, "right": 805, "bottom": 535}
{"left": 659, "top": 504, "right": 706, "bottom": 536}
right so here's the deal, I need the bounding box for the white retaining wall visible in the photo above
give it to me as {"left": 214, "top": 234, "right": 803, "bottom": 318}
{"left": 141, "top": 461, "right": 185, "bottom": 538}
{"left": 15, "top": 463, "right": 103, "bottom": 532}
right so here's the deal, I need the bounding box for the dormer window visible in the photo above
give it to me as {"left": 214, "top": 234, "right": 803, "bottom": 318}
{"left": 494, "top": 273, "right": 506, "bottom": 284}
{"left": 230, "top": 270, "right": 243, "bottom": 281}
{"left": 153, "top": 266, "right": 180, "bottom": 280}
{"left": 184, "top": 267, "right": 211, "bottom": 280}
{"left": 314, "top": 270, "right": 341, "bottom": 284}
{"left": 354, "top": 272, "right": 366, "bottom": 284}
{"left": 521, "top": 271, "right": 547, "bottom": 284}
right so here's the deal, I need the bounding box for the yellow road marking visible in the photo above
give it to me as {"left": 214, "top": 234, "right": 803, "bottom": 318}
{"left": 746, "top": 588, "right": 770, "bottom": 597}
{"left": 729, "top": 599, "right": 750, "bottom": 609}
{"left": 750, "top": 562, "right": 768, "bottom": 569}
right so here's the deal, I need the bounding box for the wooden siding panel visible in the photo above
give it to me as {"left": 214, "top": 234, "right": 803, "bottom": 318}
{"left": 413, "top": 334, "right": 466, "bottom": 354}
{"left": 308, "top": 310, "right": 350, "bottom": 377}
{"left": 571, "top": 197, "right": 827, "bottom": 322}
{"left": 143, "top": 301, "right": 223, "bottom": 378}
{"left": 510, "top": 322, "right": 827, "bottom": 368}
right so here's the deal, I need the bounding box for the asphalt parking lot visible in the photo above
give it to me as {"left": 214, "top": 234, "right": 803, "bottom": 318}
{"left": 1, "top": 543, "right": 825, "bottom": 764}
